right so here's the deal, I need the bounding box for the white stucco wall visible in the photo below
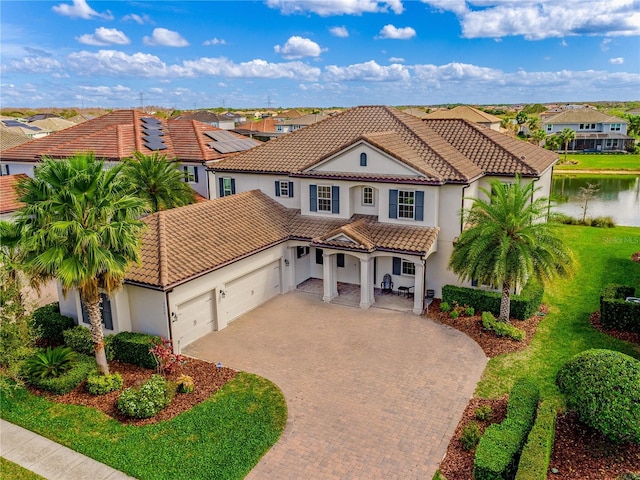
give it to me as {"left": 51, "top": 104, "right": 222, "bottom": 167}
{"left": 313, "top": 143, "right": 422, "bottom": 177}
{"left": 2, "top": 162, "right": 35, "bottom": 177}
{"left": 126, "top": 286, "right": 169, "bottom": 338}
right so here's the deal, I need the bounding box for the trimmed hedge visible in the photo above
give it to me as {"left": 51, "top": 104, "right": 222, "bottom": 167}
{"left": 556, "top": 349, "right": 640, "bottom": 444}
{"left": 442, "top": 281, "right": 544, "bottom": 320}
{"left": 86, "top": 372, "right": 123, "bottom": 395}
{"left": 32, "top": 303, "right": 75, "bottom": 344}
{"left": 482, "top": 312, "right": 526, "bottom": 341}
{"left": 23, "top": 354, "right": 95, "bottom": 395}
{"left": 600, "top": 284, "right": 640, "bottom": 333}
{"left": 111, "top": 331, "right": 161, "bottom": 369}
{"left": 474, "top": 379, "right": 540, "bottom": 480}
{"left": 515, "top": 401, "right": 557, "bottom": 480}
{"left": 63, "top": 326, "right": 115, "bottom": 360}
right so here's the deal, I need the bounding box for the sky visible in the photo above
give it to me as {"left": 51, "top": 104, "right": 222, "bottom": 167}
{"left": 1, "top": 0, "right": 639, "bottom": 109}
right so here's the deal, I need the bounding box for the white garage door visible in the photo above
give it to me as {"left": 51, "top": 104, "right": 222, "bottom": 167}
{"left": 224, "top": 261, "right": 281, "bottom": 322}
{"left": 174, "top": 291, "right": 215, "bottom": 351}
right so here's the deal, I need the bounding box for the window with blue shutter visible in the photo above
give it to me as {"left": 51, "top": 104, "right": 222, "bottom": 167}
{"left": 389, "top": 189, "right": 398, "bottom": 219}
{"left": 337, "top": 253, "right": 345, "bottom": 268}
{"left": 81, "top": 293, "right": 113, "bottom": 330}
{"left": 415, "top": 191, "right": 424, "bottom": 221}
{"left": 392, "top": 257, "right": 401, "bottom": 275}
{"left": 310, "top": 185, "right": 318, "bottom": 212}
{"left": 315, "top": 248, "right": 323, "bottom": 264}
{"left": 331, "top": 186, "right": 340, "bottom": 214}
{"left": 219, "top": 177, "right": 235, "bottom": 197}
{"left": 360, "top": 152, "right": 367, "bottom": 167}
{"left": 275, "top": 180, "right": 281, "bottom": 196}
{"left": 288, "top": 181, "right": 294, "bottom": 197}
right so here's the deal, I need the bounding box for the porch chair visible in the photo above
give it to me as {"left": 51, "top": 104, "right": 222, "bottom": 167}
{"left": 381, "top": 274, "right": 393, "bottom": 294}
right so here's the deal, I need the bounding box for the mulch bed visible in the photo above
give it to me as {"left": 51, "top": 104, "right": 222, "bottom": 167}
{"left": 28, "top": 358, "right": 237, "bottom": 426}
{"left": 433, "top": 300, "right": 640, "bottom": 479}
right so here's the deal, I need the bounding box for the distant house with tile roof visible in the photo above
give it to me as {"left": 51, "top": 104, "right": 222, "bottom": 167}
{"left": 0, "top": 174, "right": 27, "bottom": 220}
{"left": 542, "top": 107, "right": 633, "bottom": 152}
{"left": 424, "top": 105, "right": 502, "bottom": 131}
{"left": 276, "top": 112, "right": 331, "bottom": 133}
{"left": 55, "top": 105, "right": 559, "bottom": 352}
{"left": 174, "top": 111, "right": 245, "bottom": 130}
{"left": 0, "top": 110, "right": 259, "bottom": 200}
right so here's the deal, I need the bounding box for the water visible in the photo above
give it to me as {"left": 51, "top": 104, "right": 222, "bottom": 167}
{"left": 551, "top": 175, "right": 640, "bottom": 227}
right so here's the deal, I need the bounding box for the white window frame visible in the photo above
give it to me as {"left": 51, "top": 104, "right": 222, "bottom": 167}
{"left": 279, "top": 181, "right": 290, "bottom": 198}
{"left": 611, "top": 123, "right": 621, "bottom": 131}
{"left": 222, "top": 177, "right": 233, "bottom": 196}
{"left": 362, "top": 186, "right": 374, "bottom": 206}
{"left": 317, "top": 185, "right": 332, "bottom": 212}
{"left": 401, "top": 260, "right": 415, "bottom": 276}
{"left": 184, "top": 165, "right": 197, "bottom": 183}
{"left": 398, "top": 190, "right": 415, "bottom": 219}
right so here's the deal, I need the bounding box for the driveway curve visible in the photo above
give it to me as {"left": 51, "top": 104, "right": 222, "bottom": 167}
{"left": 184, "top": 292, "right": 487, "bottom": 479}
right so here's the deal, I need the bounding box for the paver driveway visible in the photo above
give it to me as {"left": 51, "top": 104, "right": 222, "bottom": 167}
{"left": 184, "top": 292, "right": 487, "bottom": 479}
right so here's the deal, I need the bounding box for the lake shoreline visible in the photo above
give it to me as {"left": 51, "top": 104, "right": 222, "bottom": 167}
{"left": 554, "top": 169, "right": 640, "bottom": 175}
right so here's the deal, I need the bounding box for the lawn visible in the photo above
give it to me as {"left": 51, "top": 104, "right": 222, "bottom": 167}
{"left": 475, "top": 225, "right": 640, "bottom": 404}
{"left": 0, "top": 458, "right": 45, "bottom": 480}
{"left": 554, "top": 153, "right": 640, "bottom": 171}
{"left": 0, "top": 372, "right": 287, "bottom": 480}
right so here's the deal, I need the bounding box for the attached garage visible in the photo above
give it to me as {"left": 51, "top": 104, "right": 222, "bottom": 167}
{"left": 223, "top": 261, "right": 281, "bottom": 322}
{"left": 173, "top": 291, "right": 216, "bottom": 351}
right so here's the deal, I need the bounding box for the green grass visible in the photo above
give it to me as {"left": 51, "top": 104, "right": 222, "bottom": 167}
{"left": 0, "top": 372, "right": 287, "bottom": 480}
{"left": 555, "top": 153, "right": 640, "bottom": 171}
{"left": 0, "top": 458, "right": 46, "bottom": 480}
{"left": 476, "top": 225, "right": 640, "bottom": 405}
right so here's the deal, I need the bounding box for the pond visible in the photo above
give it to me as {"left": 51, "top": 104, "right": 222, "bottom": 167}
{"left": 551, "top": 175, "right": 640, "bottom": 227}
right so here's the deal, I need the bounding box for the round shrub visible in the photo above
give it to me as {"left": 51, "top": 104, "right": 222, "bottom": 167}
{"left": 440, "top": 302, "right": 451, "bottom": 312}
{"left": 474, "top": 405, "right": 493, "bottom": 422}
{"left": 460, "top": 421, "right": 482, "bottom": 451}
{"left": 117, "top": 374, "right": 170, "bottom": 418}
{"left": 32, "top": 303, "right": 75, "bottom": 344}
{"left": 86, "top": 372, "right": 123, "bottom": 395}
{"left": 176, "top": 374, "right": 194, "bottom": 394}
{"left": 556, "top": 349, "right": 640, "bottom": 444}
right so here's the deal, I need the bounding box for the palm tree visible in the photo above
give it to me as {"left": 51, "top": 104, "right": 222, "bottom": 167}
{"left": 530, "top": 129, "right": 546, "bottom": 146}
{"left": 14, "top": 154, "right": 146, "bottom": 375}
{"left": 449, "top": 177, "right": 574, "bottom": 322}
{"left": 122, "top": 152, "right": 196, "bottom": 213}
{"left": 558, "top": 128, "right": 576, "bottom": 162}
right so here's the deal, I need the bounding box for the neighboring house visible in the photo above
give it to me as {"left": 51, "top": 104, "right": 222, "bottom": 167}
{"left": 174, "top": 111, "right": 240, "bottom": 130}
{"left": 401, "top": 107, "right": 430, "bottom": 119}
{"left": 424, "top": 105, "right": 502, "bottom": 131}
{"left": 1, "top": 119, "right": 47, "bottom": 139}
{"left": 0, "top": 127, "right": 31, "bottom": 151}
{"left": 543, "top": 108, "right": 633, "bottom": 152}
{"left": 0, "top": 110, "right": 259, "bottom": 200}
{"left": 0, "top": 173, "right": 27, "bottom": 220}
{"left": 276, "top": 112, "right": 331, "bottom": 133}
{"left": 29, "top": 117, "right": 76, "bottom": 133}
{"left": 56, "top": 106, "right": 558, "bottom": 353}
{"left": 233, "top": 117, "right": 283, "bottom": 141}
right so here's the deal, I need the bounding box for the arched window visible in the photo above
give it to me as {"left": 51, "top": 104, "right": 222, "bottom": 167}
{"left": 360, "top": 152, "right": 367, "bottom": 167}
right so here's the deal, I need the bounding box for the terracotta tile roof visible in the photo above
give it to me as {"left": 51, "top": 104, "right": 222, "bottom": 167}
{"left": 128, "top": 189, "right": 440, "bottom": 289}
{"left": 543, "top": 107, "right": 627, "bottom": 125}
{"left": 0, "top": 174, "right": 27, "bottom": 214}
{"left": 0, "top": 128, "right": 31, "bottom": 150}
{"left": 212, "top": 106, "right": 556, "bottom": 182}
{"left": 425, "top": 105, "right": 501, "bottom": 124}
{"left": 236, "top": 117, "right": 280, "bottom": 133}
{"left": 0, "top": 110, "right": 257, "bottom": 164}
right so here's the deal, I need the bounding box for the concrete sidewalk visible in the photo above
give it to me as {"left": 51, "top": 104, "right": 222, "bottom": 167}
{"left": 0, "top": 419, "right": 135, "bottom": 480}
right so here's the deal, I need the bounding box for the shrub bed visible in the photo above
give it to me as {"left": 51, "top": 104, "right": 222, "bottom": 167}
{"left": 442, "top": 282, "right": 544, "bottom": 320}
{"left": 600, "top": 284, "right": 640, "bottom": 333}
{"left": 556, "top": 349, "right": 640, "bottom": 444}
{"left": 117, "top": 374, "right": 172, "bottom": 418}
{"left": 32, "top": 303, "right": 75, "bottom": 344}
{"left": 482, "top": 312, "right": 526, "bottom": 341}
{"left": 63, "top": 325, "right": 115, "bottom": 360}
{"left": 515, "top": 401, "right": 557, "bottom": 480}
{"left": 86, "top": 372, "right": 123, "bottom": 395}
{"left": 111, "top": 331, "right": 161, "bottom": 369}
{"left": 474, "top": 378, "right": 540, "bottom": 480}
{"left": 23, "top": 353, "right": 95, "bottom": 395}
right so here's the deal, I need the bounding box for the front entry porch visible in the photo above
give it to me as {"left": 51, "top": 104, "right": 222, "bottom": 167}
{"left": 297, "top": 278, "right": 415, "bottom": 314}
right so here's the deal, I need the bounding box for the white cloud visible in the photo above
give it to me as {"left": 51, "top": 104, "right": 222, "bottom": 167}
{"left": 377, "top": 24, "right": 416, "bottom": 39}
{"left": 609, "top": 57, "right": 624, "bottom": 64}
{"left": 423, "top": 0, "right": 640, "bottom": 40}
{"left": 324, "top": 60, "right": 410, "bottom": 81}
{"left": 204, "top": 38, "right": 227, "bottom": 46}
{"left": 66, "top": 50, "right": 191, "bottom": 77}
{"left": 52, "top": 0, "right": 113, "bottom": 20}
{"left": 76, "top": 28, "right": 130, "bottom": 46}
{"left": 266, "top": 0, "right": 403, "bottom": 16}
{"left": 330, "top": 26, "right": 349, "bottom": 37}
{"left": 183, "top": 57, "right": 322, "bottom": 81}
{"left": 274, "top": 36, "right": 324, "bottom": 59}
{"left": 1, "top": 56, "right": 63, "bottom": 74}
{"left": 143, "top": 28, "right": 189, "bottom": 47}
{"left": 600, "top": 38, "right": 612, "bottom": 51}
{"left": 123, "top": 13, "right": 152, "bottom": 25}
{"left": 389, "top": 56, "right": 405, "bottom": 63}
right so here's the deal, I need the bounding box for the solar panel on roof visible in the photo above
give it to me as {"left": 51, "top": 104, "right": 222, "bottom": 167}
{"left": 2, "top": 120, "right": 41, "bottom": 131}
{"left": 141, "top": 117, "right": 161, "bottom": 125}
{"left": 144, "top": 139, "right": 167, "bottom": 151}
{"left": 204, "top": 130, "right": 238, "bottom": 142}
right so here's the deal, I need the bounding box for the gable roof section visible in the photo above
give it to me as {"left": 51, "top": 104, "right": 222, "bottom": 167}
{"left": 0, "top": 174, "right": 27, "bottom": 214}
{"left": 212, "top": 105, "right": 555, "bottom": 183}
{"left": 544, "top": 108, "right": 627, "bottom": 125}
{"left": 425, "top": 106, "right": 501, "bottom": 124}
{"left": 0, "top": 110, "right": 257, "bottom": 164}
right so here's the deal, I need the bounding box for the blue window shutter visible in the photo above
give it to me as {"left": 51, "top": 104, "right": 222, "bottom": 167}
{"left": 315, "top": 248, "right": 323, "bottom": 264}
{"left": 218, "top": 177, "right": 224, "bottom": 197}
{"left": 101, "top": 294, "right": 113, "bottom": 330}
{"left": 337, "top": 253, "right": 345, "bottom": 268}
{"left": 231, "top": 178, "right": 236, "bottom": 194}
{"left": 389, "top": 189, "right": 398, "bottom": 219}
{"left": 392, "top": 257, "right": 401, "bottom": 275}
{"left": 310, "top": 185, "right": 317, "bottom": 212}
{"left": 360, "top": 152, "right": 367, "bottom": 166}
{"left": 193, "top": 167, "right": 199, "bottom": 183}
{"left": 472, "top": 279, "right": 478, "bottom": 287}
{"left": 415, "top": 191, "right": 424, "bottom": 221}
{"left": 331, "top": 186, "right": 340, "bottom": 214}
{"left": 182, "top": 166, "right": 188, "bottom": 183}
{"left": 289, "top": 181, "right": 294, "bottom": 197}
{"left": 275, "top": 181, "right": 281, "bottom": 197}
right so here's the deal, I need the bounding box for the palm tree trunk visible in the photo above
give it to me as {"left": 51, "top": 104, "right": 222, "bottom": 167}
{"left": 499, "top": 281, "right": 511, "bottom": 322}
{"left": 85, "top": 300, "right": 110, "bottom": 375}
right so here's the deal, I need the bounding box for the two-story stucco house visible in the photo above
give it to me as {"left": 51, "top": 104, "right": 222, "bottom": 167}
{"left": 542, "top": 107, "right": 633, "bottom": 152}
{"left": 56, "top": 106, "right": 558, "bottom": 353}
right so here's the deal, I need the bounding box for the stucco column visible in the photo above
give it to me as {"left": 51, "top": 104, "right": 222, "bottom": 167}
{"left": 284, "top": 248, "right": 296, "bottom": 292}
{"left": 413, "top": 260, "right": 425, "bottom": 315}
{"left": 322, "top": 253, "right": 337, "bottom": 302}
{"left": 359, "top": 256, "right": 374, "bottom": 309}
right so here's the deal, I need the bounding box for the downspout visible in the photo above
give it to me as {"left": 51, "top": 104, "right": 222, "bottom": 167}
{"left": 460, "top": 183, "right": 470, "bottom": 233}
{"left": 165, "top": 290, "right": 175, "bottom": 351}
